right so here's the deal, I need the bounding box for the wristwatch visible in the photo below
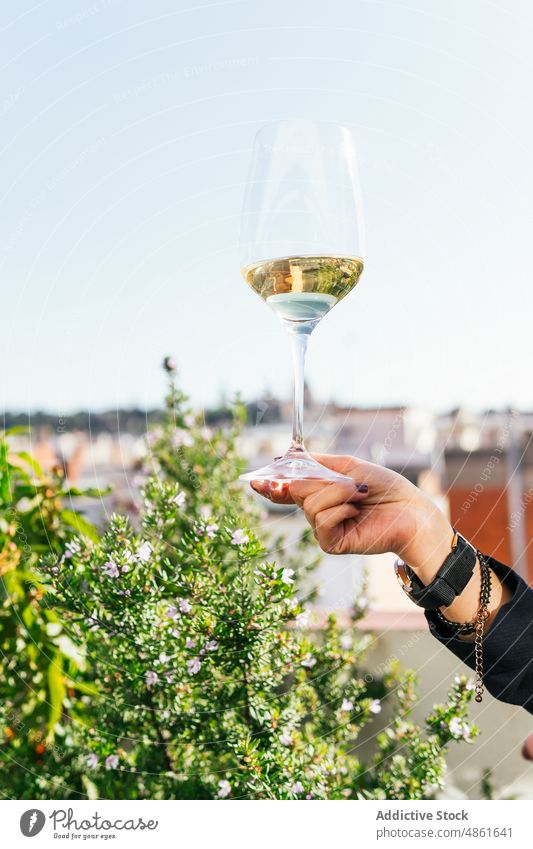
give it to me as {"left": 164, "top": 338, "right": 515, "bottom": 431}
{"left": 394, "top": 530, "right": 477, "bottom": 610}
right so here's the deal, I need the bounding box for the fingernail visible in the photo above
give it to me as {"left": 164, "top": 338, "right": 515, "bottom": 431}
{"left": 357, "top": 484, "right": 369, "bottom": 493}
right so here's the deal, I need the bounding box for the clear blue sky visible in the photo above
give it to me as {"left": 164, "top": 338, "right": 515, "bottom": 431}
{"left": 1, "top": 0, "right": 533, "bottom": 414}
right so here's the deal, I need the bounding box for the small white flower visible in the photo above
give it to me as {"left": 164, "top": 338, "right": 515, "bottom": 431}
{"left": 231, "top": 529, "right": 249, "bottom": 546}
{"left": 172, "top": 429, "right": 194, "bottom": 449}
{"left": 164, "top": 605, "right": 179, "bottom": 621}
{"left": 185, "top": 638, "right": 197, "bottom": 649}
{"left": 280, "top": 731, "right": 293, "bottom": 746}
{"left": 102, "top": 560, "right": 119, "bottom": 578}
{"left": 465, "top": 679, "right": 476, "bottom": 692}
{"left": 179, "top": 599, "right": 192, "bottom": 614}
{"left": 448, "top": 717, "right": 463, "bottom": 738}
{"left": 146, "top": 428, "right": 161, "bottom": 446}
{"left": 205, "top": 640, "right": 219, "bottom": 652}
{"left": 145, "top": 670, "right": 159, "bottom": 688}
{"left": 105, "top": 755, "right": 119, "bottom": 770}
{"left": 184, "top": 413, "right": 195, "bottom": 428}
{"left": 65, "top": 539, "right": 81, "bottom": 558}
{"left": 301, "top": 654, "right": 316, "bottom": 669}
{"left": 291, "top": 781, "right": 305, "bottom": 795}
{"left": 187, "top": 658, "right": 201, "bottom": 675}
{"left": 136, "top": 541, "right": 152, "bottom": 563}
{"left": 281, "top": 568, "right": 295, "bottom": 585}
{"left": 461, "top": 722, "right": 473, "bottom": 741}
{"left": 86, "top": 753, "right": 98, "bottom": 769}
{"left": 369, "top": 699, "right": 382, "bottom": 715}
{"left": 295, "top": 611, "right": 310, "bottom": 627}
{"left": 206, "top": 523, "right": 219, "bottom": 539}
{"left": 200, "top": 505, "right": 212, "bottom": 520}
{"left": 340, "top": 634, "right": 353, "bottom": 650}
{"left": 218, "top": 779, "right": 231, "bottom": 798}
{"left": 173, "top": 491, "right": 187, "bottom": 509}
{"left": 285, "top": 596, "right": 299, "bottom": 610}
{"left": 341, "top": 699, "right": 354, "bottom": 712}
{"left": 158, "top": 653, "right": 170, "bottom": 664}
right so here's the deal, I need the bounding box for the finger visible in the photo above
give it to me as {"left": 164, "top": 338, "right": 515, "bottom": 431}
{"left": 250, "top": 480, "right": 295, "bottom": 504}
{"left": 289, "top": 479, "right": 334, "bottom": 507}
{"left": 290, "top": 478, "right": 368, "bottom": 509}
{"left": 300, "top": 481, "right": 369, "bottom": 524}
{"left": 313, "top": 503, "right": 361, "bottom": 553}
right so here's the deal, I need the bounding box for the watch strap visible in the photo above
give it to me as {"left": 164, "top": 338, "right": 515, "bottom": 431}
{"left": 395, "top": 532, "right": 477, "bottom": 610}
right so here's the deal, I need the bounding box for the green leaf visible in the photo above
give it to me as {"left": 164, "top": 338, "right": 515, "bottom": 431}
{"left": 11, "top": 484, "right": 39, "bottom": 498}
{"left": 0, "top": 441, "right": 11, "bottom": 502}
{"left": 47, "top": 652, "right": 66, "bottom": 740}
{"left": 60, "top": 486, "right": 111, "bottom": 498}
{"left": 15, "top": 451, "right": 43, "bottom": 477}
{"left": 81, "top": 774, "right": 99, "bottom": 800}
{"left": 2, "top": 425, "right": 30, "bottom": 437}
{"left": 60, "top": 509, "right": 99, "bottom": 543}
{"left": 65, "top": 678, "right": 99, "bottom": 697}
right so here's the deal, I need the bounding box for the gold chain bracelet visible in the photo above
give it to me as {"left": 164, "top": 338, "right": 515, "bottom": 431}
{"left": 436, "top": 552, "right": 492, "bottom": 702}
{"left": 473, "top": 554, "right": 492, "bottom": 702}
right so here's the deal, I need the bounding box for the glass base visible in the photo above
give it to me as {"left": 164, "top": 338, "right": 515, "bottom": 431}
{"left": 239, "top": 448, "right": 353, "bottom": 485}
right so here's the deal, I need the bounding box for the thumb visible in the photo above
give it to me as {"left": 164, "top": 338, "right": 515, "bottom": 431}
{"left": 310, "top": 453, "right": 360, "bottom": 477}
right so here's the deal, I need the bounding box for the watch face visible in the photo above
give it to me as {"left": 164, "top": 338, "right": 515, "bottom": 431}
{"left": 394, "top": 560, "right": 414, "bottom": 594}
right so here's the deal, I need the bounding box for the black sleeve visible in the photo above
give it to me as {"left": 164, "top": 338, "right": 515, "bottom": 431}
{"left": 425, "top": 557, "right": 533, "bottom": 713}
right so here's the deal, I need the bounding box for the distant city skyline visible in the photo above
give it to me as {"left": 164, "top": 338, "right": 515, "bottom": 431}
{"left": 2, "top": 0, "right": 533, "bottom": 414}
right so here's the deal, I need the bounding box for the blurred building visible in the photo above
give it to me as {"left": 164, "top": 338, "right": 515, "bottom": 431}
{"left": 6, "top": 398, "right": 533, "bottom": 592}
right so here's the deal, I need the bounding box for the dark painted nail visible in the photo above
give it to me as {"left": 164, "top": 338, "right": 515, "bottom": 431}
{"left": 357, "top": 484, "right": 369, "bottom": 493}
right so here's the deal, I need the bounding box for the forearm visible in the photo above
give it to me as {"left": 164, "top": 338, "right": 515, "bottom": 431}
{"left": 426, "top": 556, "right": 533, "bottom": 711}
{"left": 396, "top": 494, "right": 533, "bottom": 710}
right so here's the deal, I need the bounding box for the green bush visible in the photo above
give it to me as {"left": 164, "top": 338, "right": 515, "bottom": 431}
{"left": 1, "top": 365, "right": 478, "bottom": 799}
{"left": 0, "top": 431, "right": 103, "bottom": 797}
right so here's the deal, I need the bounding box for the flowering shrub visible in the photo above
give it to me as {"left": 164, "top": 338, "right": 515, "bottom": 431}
{"left": 1, "top": 366, "right": 478, "bottom": 799}
{"left": 0, "top": 432, "right": 102, "bottom": 797}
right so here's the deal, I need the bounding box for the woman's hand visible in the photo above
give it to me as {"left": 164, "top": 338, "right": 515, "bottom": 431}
{"left": 252, "top": 453, "right": 454, "bottom": 584}
{"left": 253, "top": 453, "right": 511, "bottom": 629}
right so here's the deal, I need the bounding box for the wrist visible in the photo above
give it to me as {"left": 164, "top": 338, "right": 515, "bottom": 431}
{"left": 398, "top": 498, "right": 454, "bottom": 584}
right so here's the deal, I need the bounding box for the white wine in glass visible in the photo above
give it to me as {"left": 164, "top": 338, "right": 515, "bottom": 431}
{"left": 239, "top": 121, "right": 365, "bottom": 486}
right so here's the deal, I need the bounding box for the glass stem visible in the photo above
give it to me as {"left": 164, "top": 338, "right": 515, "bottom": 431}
{"left": 287, "top": 326, "right": 311, "bottom": 452}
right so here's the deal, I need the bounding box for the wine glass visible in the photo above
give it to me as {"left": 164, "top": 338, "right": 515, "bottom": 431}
{"left": 239, "top": 120, "right": 364, "bottom": 487}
